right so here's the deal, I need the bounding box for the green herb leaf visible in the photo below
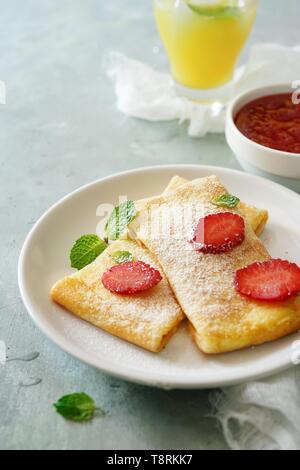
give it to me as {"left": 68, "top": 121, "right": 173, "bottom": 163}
{"left": 111, "top": 250, "right": 135, "bottom": 264}
{"left": 186, "top": 2, "right": 239, "bottom": 18}
{"left": 70, "top": 234, "right": 107, "bottom": 270}
{"left": 53, "top": 393, "right": 96, "bottom": 422}
{"left": 105, "top": 201, "right": 137, "bottom": 240}
{"left": 212, "top": 193, "right": 240, "bottom": 208}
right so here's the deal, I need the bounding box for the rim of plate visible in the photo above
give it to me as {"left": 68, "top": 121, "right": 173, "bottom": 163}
{"left": 18, "top": 164, "right": 300, "bottom": 389}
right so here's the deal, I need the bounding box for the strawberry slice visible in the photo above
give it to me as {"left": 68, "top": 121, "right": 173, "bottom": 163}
{"left": 102, "top": 260, "right": 162, "bottom": 295}
{"left": 235, "top": 259, "right": 300, "bottom": 301}
{"left": 192, "top": 212, "right": 245, "bottom": 254}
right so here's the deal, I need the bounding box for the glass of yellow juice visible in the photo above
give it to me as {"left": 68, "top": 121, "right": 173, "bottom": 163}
{"left": 154, "top": 0, "right": 259, "bottom": 100}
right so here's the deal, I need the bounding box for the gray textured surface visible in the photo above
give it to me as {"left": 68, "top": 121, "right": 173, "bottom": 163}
{"left": 0, "top": 0, "right": 298, "bottom": 451}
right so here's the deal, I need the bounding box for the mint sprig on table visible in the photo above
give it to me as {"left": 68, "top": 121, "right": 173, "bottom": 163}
{"left": 105, "top": 201, "right": 137, "bottom": 240}
{"left": 212, "top": 193, "right": 240, "bottom": 209}
{"left": 70, "top": 234, "right": 107, "bottom": 270}
{"left": 53, "top": 393, "right": 101, "bottom": 423}
{"left": 111, "top": 250, "right": 135, "bottom": 264}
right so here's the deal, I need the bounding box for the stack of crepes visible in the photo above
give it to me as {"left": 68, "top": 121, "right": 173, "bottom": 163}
{"left": 51, "top": 175, "right": 300, "bottom": 354}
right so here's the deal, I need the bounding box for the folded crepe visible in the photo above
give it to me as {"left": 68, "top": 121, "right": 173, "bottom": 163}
{"left": 51, "top": 239, "right": 184, "bottom": 352}
{"left": 137, "top": 176, "right": 300, "bottom": 354}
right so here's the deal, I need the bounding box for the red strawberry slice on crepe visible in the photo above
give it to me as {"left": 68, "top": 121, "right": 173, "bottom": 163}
{"left": 102, "top": 261, "right": 162, "bottom": 295}
{"left": 235, "top": 259, "right": 300, "bottom": 301}
{"left": 192, "top": 212, "right": 245, "bottom": 254}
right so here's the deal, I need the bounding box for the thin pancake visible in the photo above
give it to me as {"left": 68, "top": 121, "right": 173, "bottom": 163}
{"left": 137, "top": 176, "right": 300, "bottom": 354}
{"left": 51, "top": 240, "right": 184, "bottom": 353}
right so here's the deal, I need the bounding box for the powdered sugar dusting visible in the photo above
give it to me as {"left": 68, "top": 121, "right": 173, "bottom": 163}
{"left": 138, "top": 176, "right": 272, "bottom": 342}
{"left": 52, "top": 239, "right": 184, "bottom": 352}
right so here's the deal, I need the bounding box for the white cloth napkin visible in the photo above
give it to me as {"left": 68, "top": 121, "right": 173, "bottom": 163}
{"left": 211, "top": 366, "right": 300, "bottom": 450}
{"left": 105, "top": 43, "right": 300, "bottom": 137}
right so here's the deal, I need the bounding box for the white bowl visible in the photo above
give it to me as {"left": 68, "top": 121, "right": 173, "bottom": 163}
{"left": 226, "top": 84, "right": 300, "bottom": 192}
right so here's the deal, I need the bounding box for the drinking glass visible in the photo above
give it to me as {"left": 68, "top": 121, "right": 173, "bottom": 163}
{"left": 154, "top": 0, "right": 259, "bottom": 100}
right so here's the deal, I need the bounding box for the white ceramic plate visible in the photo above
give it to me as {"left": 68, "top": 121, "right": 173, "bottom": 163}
{"left": 18, "top": 165, "right": 300, "bottom": 389}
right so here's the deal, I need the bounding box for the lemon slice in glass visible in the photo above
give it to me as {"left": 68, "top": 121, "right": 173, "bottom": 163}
{"left": 185, "top": 1, "right": 239, "bottom": 17}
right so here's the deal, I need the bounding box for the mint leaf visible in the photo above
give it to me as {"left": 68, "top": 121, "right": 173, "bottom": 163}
{"left": 212, "top": 193, "right": 240, "bottom": 208}
{"left": 105, "top": 201, "right": 137, "bottom": 240}
{"left": 54, "top": 393, "right": 96, "bottom": 422}
{"left": 70, "top": 235, "right": 107, "bottom": 270}
{"left": 111, "top": 251, "right": 135, "bottom": 264}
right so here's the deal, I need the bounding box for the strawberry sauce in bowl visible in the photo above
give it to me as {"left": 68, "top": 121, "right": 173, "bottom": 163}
{"left": 226, "top": 84, "right": 300, "bottom": 192}
{"left": 235, "top": 93, "right": 300, "bottom": 154}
